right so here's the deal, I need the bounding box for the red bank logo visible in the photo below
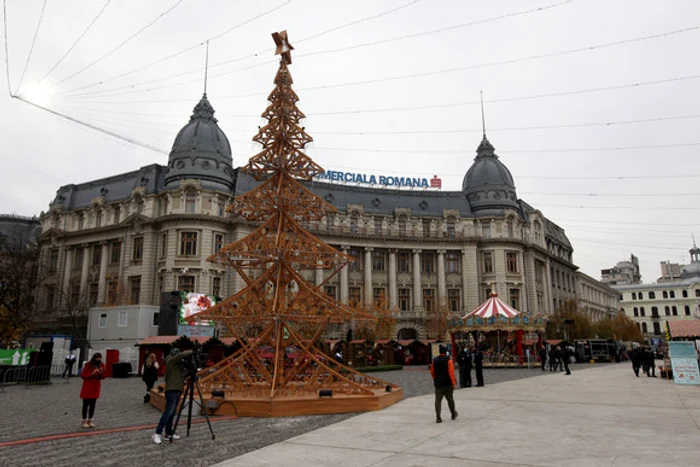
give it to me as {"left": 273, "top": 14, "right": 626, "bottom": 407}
{"left": 430, "top": 175, "right": 442, "bottom": 189}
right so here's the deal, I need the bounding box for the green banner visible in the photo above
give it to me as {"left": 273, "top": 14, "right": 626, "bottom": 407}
{"left": 0, "top": 349, "right": 34, "bottom": 366}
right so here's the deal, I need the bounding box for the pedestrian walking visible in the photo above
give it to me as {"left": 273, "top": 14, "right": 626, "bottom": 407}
{"left": 549, "top": 346, "right": 559, "bottom": 372}
{"left": 79, "top": 353, "right": 105, "bottom": 429}
{"left": 429, "top": 345, "right": 457, "bottom": 423}
{"left": 473, "top": 347, "right": 484, "bottom": 387}
{"left": 538, "top": 346, "right": 547, "bottom": 371}
{"left": 142, "top": 353, "right": 160, "bottom": 403}
{"left": 641, "top": 347, "right": 651, "bottom": 376}
{"left": 644, "top": 348, "right": 657, "bottom": 377}
{"left": 631, "top": 347, "right": 641, "bottom": 377}
{"left": 561, "top": 344, "right": 571, "bottom": 375}
{"left": 63, "top": 350, "right": 77, "bottom": 378}
{"left": 456, "top": 347, "right": 472, "bottom": 388}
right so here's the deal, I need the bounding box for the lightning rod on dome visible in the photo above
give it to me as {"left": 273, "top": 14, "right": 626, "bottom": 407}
{"left": 204, "top": 40, "right": 210, "bottom": 96}
{"left": 480, "top": 90, "right": 486, "bottom": 138}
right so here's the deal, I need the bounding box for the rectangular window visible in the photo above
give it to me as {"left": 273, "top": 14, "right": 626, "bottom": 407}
{"left": 113, "top": 205, "right": 121, "bottom": 224}
{"left": 107, "top": 281, "right": 118, "bottom": 305}
{"left": 118, "top": 311, "right": 128, "bottom": 327}
{"left": 448, "top": 288, "right": 461, "bottom": 312}
{"left": 422, "top": 219, "right": 431, "bottom": 237}
{"left": 185, "top": 191, "right": 196, "bottom": 214}
{"left": 509, "top": 288, "right": 520, "bottom": 311}
{"left": 153, "top": 312, "right": 160, "bottom": 326}
{"left": 110, "top": 242, "right": 121, "bottom": 265}
{"left": 99, "top": 313, "right": 107, "bottom": 328}
{"left": 78, "top": 214, "right": 85, "bottom": 230}
{"left": 179, "top": 275, "right": 195, "bottom": 293}
{"left": 348, "top": 249, "right": 362, "bottom": 271}
{"left": 45, "top": 284, "right": 55, "bottom": 311}
{"left": 483, "top": 252, "right": 494, "bottom": 273}
{"left": 506, "top": 252, "right": 519, "bottom": 274}
{"left": 217, "top": 198, "right": 226, "bottom": 216}
{"left": 374, "top": 217, "right": 382, "bottom": 235}
{"left": 179, "top": 232, "right": 198, "bottom": 256}
{"left": 373, "top": 287, "right": 386, "bottom": 306}
{"left": 129, "top": 276, "right": 141, "bottom": 305}
{"left": 132, "top": 237, "right": 144, "bottom": 261}
{"left": 92, "top": 245, "right": 102, "bottom": 267}
{"left": 95, "top": 210, "right": 102, "bottom": 228}
{"left": 214, "top": 234, "right": 224, "bottom": 254}
{"left": 48, "top": 249, "right": 59, "bottom": 272}
{"left": 482, "top": 221, "right": 491, "bottom": 238}
{"left": 89, "top": 283, "right": 98, "bottom": 307}
{"left": 445, "top": 252, "right": 460, "bottom": 273}
{"left": 421, "top": 252, "right": 435, "bottom": 274}
{"left": 423, "top": 288, "right": 435, "bottom": 312}
{"left": 323, "top": 285, "right": 337, "bottom": 301}
{"left": 71, "top": 283, "right": 81, "bottom": 305}
{"left": 397, "top": 251, "right": 410, "bottom": 273}
{"left": 212, "top": 277, "right": 221, "bottom": 298}
{"left": 349, "top": 287, "right": 362, "bottom": 307}
{"left": 399, "top": 288, "right": 411, "bottom": 311}
{"left": 372, "top": 249, "right": 386, "bottom": 271}
{"left": 160, "top": 233, "right": 168, "bottom": 258}
{"left": 74, "top": 249, "right": 84, "bottom": 269}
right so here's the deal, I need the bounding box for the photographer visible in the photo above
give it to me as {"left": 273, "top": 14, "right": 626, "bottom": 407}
{"left": 152, "top": 347, "right": 193, "bottom": 445}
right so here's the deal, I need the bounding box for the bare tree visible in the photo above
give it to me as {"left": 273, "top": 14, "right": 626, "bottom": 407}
{"left": 55, "top": 289, "right": 91, "bottom": 353}
{"left": 0, "top": 231, "right": 43, "bottom": 346}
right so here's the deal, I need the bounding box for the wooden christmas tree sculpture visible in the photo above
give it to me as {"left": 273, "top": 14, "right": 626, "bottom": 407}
{"left": 188, "top": 31, "right": 402, "bottom": 416}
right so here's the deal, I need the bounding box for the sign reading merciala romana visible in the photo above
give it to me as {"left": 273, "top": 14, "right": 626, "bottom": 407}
{"left": 315, "top": 171, "right": 443, "bottom": 189}
{"left": 162, "top": 30, "right": 403, "bottom": 417}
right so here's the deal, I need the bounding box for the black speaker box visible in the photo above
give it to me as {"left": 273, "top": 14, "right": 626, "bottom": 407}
{"left": 158, "top": 291, "right": 180, "bottom": 336}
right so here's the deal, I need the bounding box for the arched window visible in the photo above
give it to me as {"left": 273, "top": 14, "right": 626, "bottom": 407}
{"left": 533, "top": 220, "right": 542, "bottom": 240}
{"left": 649, "top": 291, "right": 656, "bottom": 299}
{"left": 685, "top": 305, "right": 691, "bottom": 315}
{"left": 651, "top": 306, "right": 658, "bottom": 317}
{"left": 653, "top": 322, "right": 661, "bottom": 335}
{"left": 632, "top": 292, "right": 637, "bottom": 300}
{"left": 642, "top": 322, "right": 648, "bottom": 334}
{"left": 683, "top": 290, "right": 688, "bottom": 298}
{"left": 638, "top": 292, "right": 644, "bottom": 300}
{"left": 663, "top": 291, "right": 668, "bottom": 299}
{"left": 185, "top": 190, "right": 196, "bottom": 214}
{"left": 398, "top": 216, "right": 407, "bottom": 236}
{"left": 446, "top": 218, "right": 456, "bottom": 238}
{"left": 633, "top": 307, "right": 638, "bottom": 317}
{"left": 665, "top": 306, "right": 670, "bottom": 316}
{"left": 670, "top": 290, "right": 675, "bottom": 298}
{"left": 350, "top": 212, "right": 360, "bottom": 233}
{"left": 640, "top": 307, "right": 645, "bottom": 317}
{"left": 672, "top": 306, "right": 678, "bottom": 316}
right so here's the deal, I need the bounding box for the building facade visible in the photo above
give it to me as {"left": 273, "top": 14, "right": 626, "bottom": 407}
{"left": 37, "top": 94, "right": 617, "bottom": 340}
{"left": 601, "top": 254, "right": 641, "bottom": 285}
{"left": 576, "top": 272, "right": 621, "bottom": 322}
{"left": 616, "top": 245, "right": 700, "bottom": 341}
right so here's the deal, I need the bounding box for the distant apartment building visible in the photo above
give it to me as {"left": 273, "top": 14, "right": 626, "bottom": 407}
{"left": 601, "top": 254, "right": 641, "bottom": 285}
{"left": 656, "top": 261, "right": 683, "bottom": 283}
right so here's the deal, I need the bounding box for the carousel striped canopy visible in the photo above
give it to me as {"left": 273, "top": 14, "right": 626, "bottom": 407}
{"left": 463, "top": 294, "right": 520, "bottom": 319}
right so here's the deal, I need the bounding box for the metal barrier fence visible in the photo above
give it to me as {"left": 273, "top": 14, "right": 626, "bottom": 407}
{"left": 0, "top": 366, "right": 54, "bottom": 392}
{"left": 482, "top": 354, "right": 536, "bottom": 368}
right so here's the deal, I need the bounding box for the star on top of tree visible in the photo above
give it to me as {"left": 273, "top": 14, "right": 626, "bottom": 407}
{"left": 272, "top": 30, "right": 294, "bottom": 64}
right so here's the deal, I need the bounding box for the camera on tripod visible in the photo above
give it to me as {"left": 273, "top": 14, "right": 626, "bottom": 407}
{"left": 182, "top": 343, "right": 208, "bottom": 378}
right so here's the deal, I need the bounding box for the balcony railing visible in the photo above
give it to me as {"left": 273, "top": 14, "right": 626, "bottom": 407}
{"left": 305, "top": 224, "right": 467, "bottom": 239}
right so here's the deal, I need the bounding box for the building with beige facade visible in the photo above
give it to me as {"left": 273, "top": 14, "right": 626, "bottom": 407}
{"left": 616, "top": 245, "right": 700, "bottom": 341}
{"left": 36, "top": 93, "right": 619, "bottom": 341}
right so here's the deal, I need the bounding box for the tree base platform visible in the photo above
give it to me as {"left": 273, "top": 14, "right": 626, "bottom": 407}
{"left": 149, "top": 387, "right": 403, "bottom": 417}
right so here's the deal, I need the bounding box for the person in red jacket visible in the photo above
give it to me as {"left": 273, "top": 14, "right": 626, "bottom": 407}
{"left": 80, "top": 353, "right": 105, "bottom": 429}
{"left": 430, "top": 345, "right": 458, "bottom": 423}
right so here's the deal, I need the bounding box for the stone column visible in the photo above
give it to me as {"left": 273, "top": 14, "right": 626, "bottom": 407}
{"left": 62, "top": 247, "right": 73, "bottom": 297}
{"left": 80, "top": 244, "right": 90, "bottom": 293}
{"left": 545, "top": 257, "right": 553, "bottom": 315}
{"left": 412, "top": 249, "right": 422, "bottom": 312}
{"left": 524, "top": 252, "right": 537, "bottom": 314}
{"left": 96, "top": 242, "right": 109, "bottom": 304}
{"left": 315, "top": 260, "right": 324, "bottom": 286}
{"left": 462, "top": 245, "right": 479, "bottom": 313}
{"left": 364, "top": 247, "right": 373, "bottom": 306}
{"left": 437, "top": 249, "right": 447, "bottom": 310}
{"left": 388, "top": 249, "right": 398, "bottom": 310}
{"left": 340, "top": 245, "right": 349, "bottom": 305}
{"left": 141, "top": 230, "right": 157, "bottom": 305}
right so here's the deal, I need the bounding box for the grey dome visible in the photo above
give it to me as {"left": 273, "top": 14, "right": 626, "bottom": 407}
{"left": 681, "top": 245, "right": 700, "bottom": 279}
{"left": 462, "top": 136, "right": 518, "bottom": 212}
{"left": 165, "top": 94, "right": 234, "bottom": 190}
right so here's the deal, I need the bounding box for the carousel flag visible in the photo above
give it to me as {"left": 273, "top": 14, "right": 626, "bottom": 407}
{"left": 463, "top": 294, "right": 520, "bottom": 319}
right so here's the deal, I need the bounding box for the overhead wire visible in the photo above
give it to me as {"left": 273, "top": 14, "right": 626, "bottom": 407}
{"left": 55, "top": 0, "right": 421, "bottom": 97}
{"left": 2, "top": 0, "right": 12, "bottom": 96}
{"left": 49, "top": 0, "right": 186, "bottom": 88}
{"left": 36, "top": 0, "right": 111, "bottom": 84}
{"left": 14, "top": 0, "right": 47, "bottom": 94}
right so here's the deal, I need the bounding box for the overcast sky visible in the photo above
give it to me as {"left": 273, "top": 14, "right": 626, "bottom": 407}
{"left": 1, "top": 0, "right": 699, "bottom": 284}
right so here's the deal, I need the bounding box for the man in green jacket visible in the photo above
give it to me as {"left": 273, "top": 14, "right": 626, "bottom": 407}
{"left": 153, "top": 348, "right": 193, "bottom": 445}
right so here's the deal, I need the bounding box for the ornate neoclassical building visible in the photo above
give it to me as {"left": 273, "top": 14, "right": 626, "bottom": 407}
{"left": 38, "top": 94, "right": 618, "bottom": 340}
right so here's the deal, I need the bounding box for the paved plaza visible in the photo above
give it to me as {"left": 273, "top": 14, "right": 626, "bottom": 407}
{"left": 216, "top": 364, "right": 700, "bottom": 467}
{"left": 0, "top": 365, "right": 544, "bottom": 466}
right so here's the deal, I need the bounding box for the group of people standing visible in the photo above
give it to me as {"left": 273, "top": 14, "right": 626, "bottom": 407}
{"left": 629, "top": 347, "right": 657, "bottom": 378}
{"left": 538, "top": 343, "right": 572, "bottom": 375}
{"left": 429, "top": 344, "right": 484, "bottom": 424}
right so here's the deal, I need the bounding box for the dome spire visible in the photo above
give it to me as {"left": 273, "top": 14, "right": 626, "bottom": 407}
{"left": 203, "top": 39, "right": 210, "bottom": 96}
{"left": 475, "top": 91, "right": 496, "bottom": 159}
{"left": 480, "top": 90, "right": 486, "bottom": 139}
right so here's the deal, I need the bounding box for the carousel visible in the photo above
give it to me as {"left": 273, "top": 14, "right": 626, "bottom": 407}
{"left": 448, "top": 294, "right": 546, "bottom": 367}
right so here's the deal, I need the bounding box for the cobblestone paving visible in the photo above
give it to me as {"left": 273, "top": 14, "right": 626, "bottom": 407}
{"left": 0, "top": 364, "right": 587, "bottom": 466}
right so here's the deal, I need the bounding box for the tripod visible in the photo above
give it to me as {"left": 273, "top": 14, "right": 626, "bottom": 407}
{"left": 171, "top": 374, "right": 216, "bottom": 442}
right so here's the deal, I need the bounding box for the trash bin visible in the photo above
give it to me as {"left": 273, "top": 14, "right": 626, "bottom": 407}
{"left": 112, "top": 362, "right": 132, "bottom": 378}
